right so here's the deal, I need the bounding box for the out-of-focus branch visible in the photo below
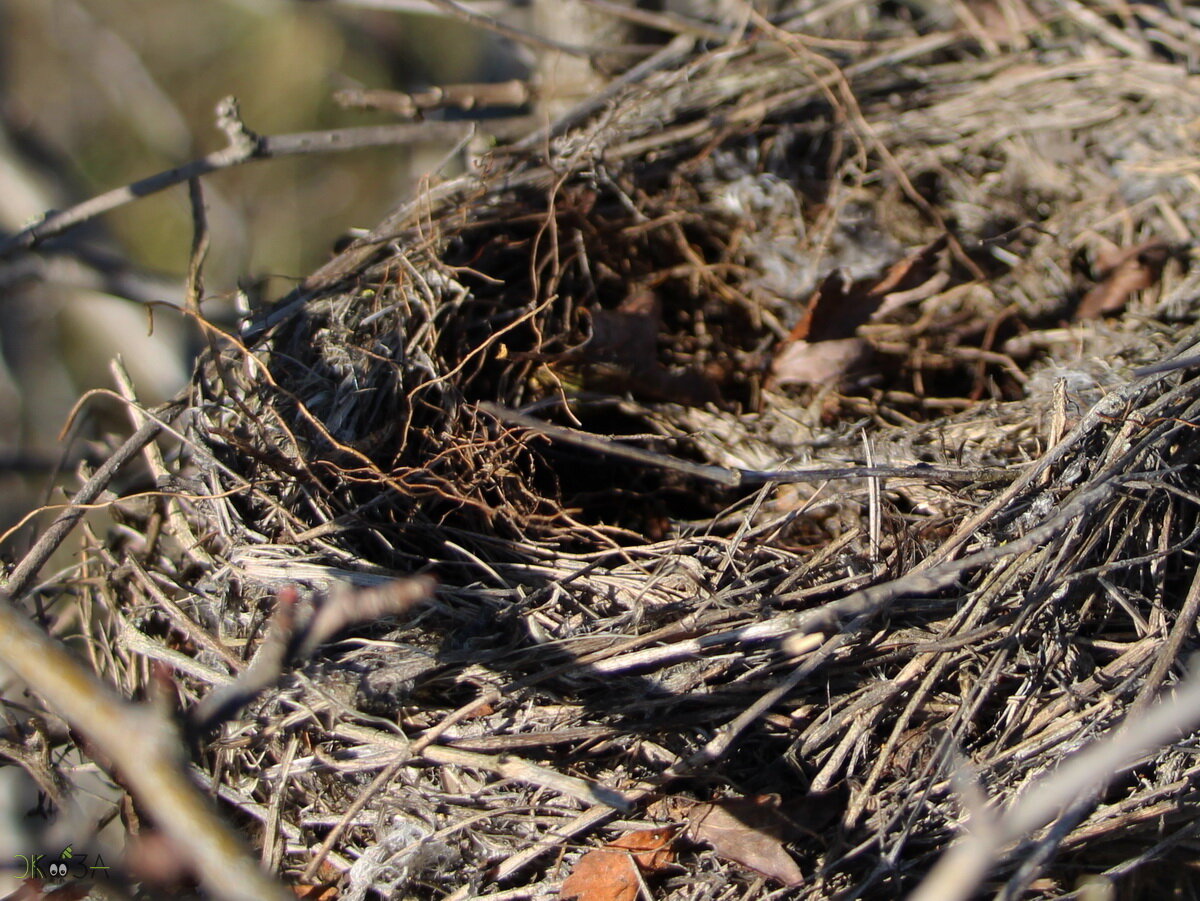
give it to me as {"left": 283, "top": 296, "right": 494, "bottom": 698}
{"left": 0, "top": 589, "right": 289, "bottom": 901}
{"left": 188, "top": 576, "right": 436, "bottom": 737}
{"left": 910, "top": 647, "right": 1200, "bottom": 901}
{"left": 0, "top": 98, "right": 496, "bottom": 260}
{"left": 334, "top": 81, "right": 537, "bottom": 118}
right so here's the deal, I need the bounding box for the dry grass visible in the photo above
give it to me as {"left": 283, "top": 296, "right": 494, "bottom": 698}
{"left": 9, "top": 3, "right": 1200, "bottom": 899}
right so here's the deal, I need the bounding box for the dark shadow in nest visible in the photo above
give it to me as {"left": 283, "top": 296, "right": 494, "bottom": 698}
{"left": 245, "top": 175, "right": 789, "bottom": 561}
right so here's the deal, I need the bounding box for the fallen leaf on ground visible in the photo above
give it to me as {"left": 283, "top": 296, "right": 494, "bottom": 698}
{"left": 771, "top": 236, "right": 947, "bottom": 387}
{"left": 560, "top": 827, "right": 678, "bottom": 901}
{"left": 1076, "top": 238, "right": 1170, "bottom": 319}
{"left": 609, "top": 827, "right": 678, "bottom": 872}
{"left": 685, "top": 795, "right": 804, "bottom": 886}
{"left": 790, "top": 235, "right": 947, "bottom": 343}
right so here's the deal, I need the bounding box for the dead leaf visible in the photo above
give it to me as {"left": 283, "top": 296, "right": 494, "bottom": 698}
{"left": 685, "top": 795, "right": 804, "bottom": 887}
{"left": 769, "top": 337, "right": 873, "bottom": 388}
{"left": 560, "top": 828, "right": 677, "bottom": 901}
{"left": 560, "top": 851, "right": 638, "bottom": 901}
{"left": 609, "top": 827, "right": 678, "bottom": 872}
{"left": 771, "top": 237, "right": 947, "bottom": 387}
{"left": 1077, "top": 238, "right": 1170, "bottom": 319}
{"left": 790, "top": 236, "right": 948, "bottom": 343}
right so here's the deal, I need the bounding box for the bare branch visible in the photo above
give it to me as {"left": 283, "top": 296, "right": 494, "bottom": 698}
{"left": 0, "top": 100, "right": 498, "bottom": 260}
{"left": 2, "top": 412, "right": 171, "bottom": 600}
{"left": 911, "top": 662, "right": 1200, "bottom": 901}
{"left": 0, "top": 589, "right": 289, "bottom": 901}
{"left": 188, "top": 577, "right": 435, "bottom": 736}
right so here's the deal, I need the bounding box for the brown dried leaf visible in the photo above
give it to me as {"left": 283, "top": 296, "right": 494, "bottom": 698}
{"left": 560, "top": 828, "right": 678, "bottom": 901}
{"left": 1077, "top": 238, "right": 1170, "bottom": 319}
{"left": 685, "top": 795, "right": 804, "bottom": 887}
{"left": 609, "top": 826, "right": 678, "bottom": 872}
{"left": 769, "top": 337, "right": 873, "bottom": 388}
{"left": 560, "top": 851, "right": 638, "bottom": 901}
{"left": 772, "top": 237, "right": 947, "bottom": 386}
{"left": 790, "top": 236, "right": 948, "bottom": 342}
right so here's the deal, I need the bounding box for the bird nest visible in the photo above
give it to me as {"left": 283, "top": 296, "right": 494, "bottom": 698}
{"left": 21, "top": 6, "right": 1200, "bottom": 900}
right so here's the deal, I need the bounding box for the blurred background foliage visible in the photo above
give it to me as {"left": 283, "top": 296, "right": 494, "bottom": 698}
{"left": 0, "top": 0, "right": 520, "bottom": 538}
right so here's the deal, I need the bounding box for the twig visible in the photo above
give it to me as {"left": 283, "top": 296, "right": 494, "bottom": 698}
{"left": 778, "top": 465, "right": 1138, "bottom": 653}
{"left": 3, "top": 412, "right": 170, "bottom": 600}
{"left": 334, "top": 82, "right": 536, "bottom": 118}
{"left": 125, "top": 553, "right": 242, "bottom": 673}
{"left": 0, "top": 99, "right": 494, "bottom": 259}
{"left": 184, "top": 176, "right": 209, "bottom": 314}
{"left": 1129, "top": 557, "right": 1200, "bottom": 716}
{"left": 187, "top": 587, "right": 300, "bottom": 737}
{"left": 303, "top": 759, "right": 405, "bottom": 881}
{"left": 910, "top": 661, "right": 1200, "bottom": 901}
{"left": 188, "top": 577, "right": 435, "bottom": 736}
{"left": 113, "top": 360, "right": 217, "bottom": 569}
{"left": 0, "top": 589, "right": 289, "bottom": 901}
{"left": 296, "top": 575, "right": 437, "bottom": 658}
{"left": 330, "top": 720, "right": 633, "bottom": 811}
{"left": 481, "top": 401, "right": 1018, "bottom": 487}
{"left": 422, "top": 744, "right": 634, "bottom": 811}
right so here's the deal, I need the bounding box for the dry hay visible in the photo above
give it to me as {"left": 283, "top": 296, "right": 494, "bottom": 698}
{"left": 36, "top": 5, "right": 1200, "bottom": 899}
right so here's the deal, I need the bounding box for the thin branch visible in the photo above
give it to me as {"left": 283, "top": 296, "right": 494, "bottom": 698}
{"left": 0, "top": 589, "right": 289, "bottom": 901}
{"left": 334, "top": 81, "right": 536, "bottom": 118}
{"left": 910, "top": 662, "right": 1200, "bottom": 901}
{"left": 2, "top": 412, "right": 171, "bottom": 600}
{"left": 188, "top": 577, "right": 435, "bottom": 736}
{"left": 0, "top": 99, "right": 498, "bottom": 260}
{"left": 481, "top": 401, "right": 1019, "bottom": 487}
{"left": 188, "top": 587, "right": 301, "bottom": 737}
